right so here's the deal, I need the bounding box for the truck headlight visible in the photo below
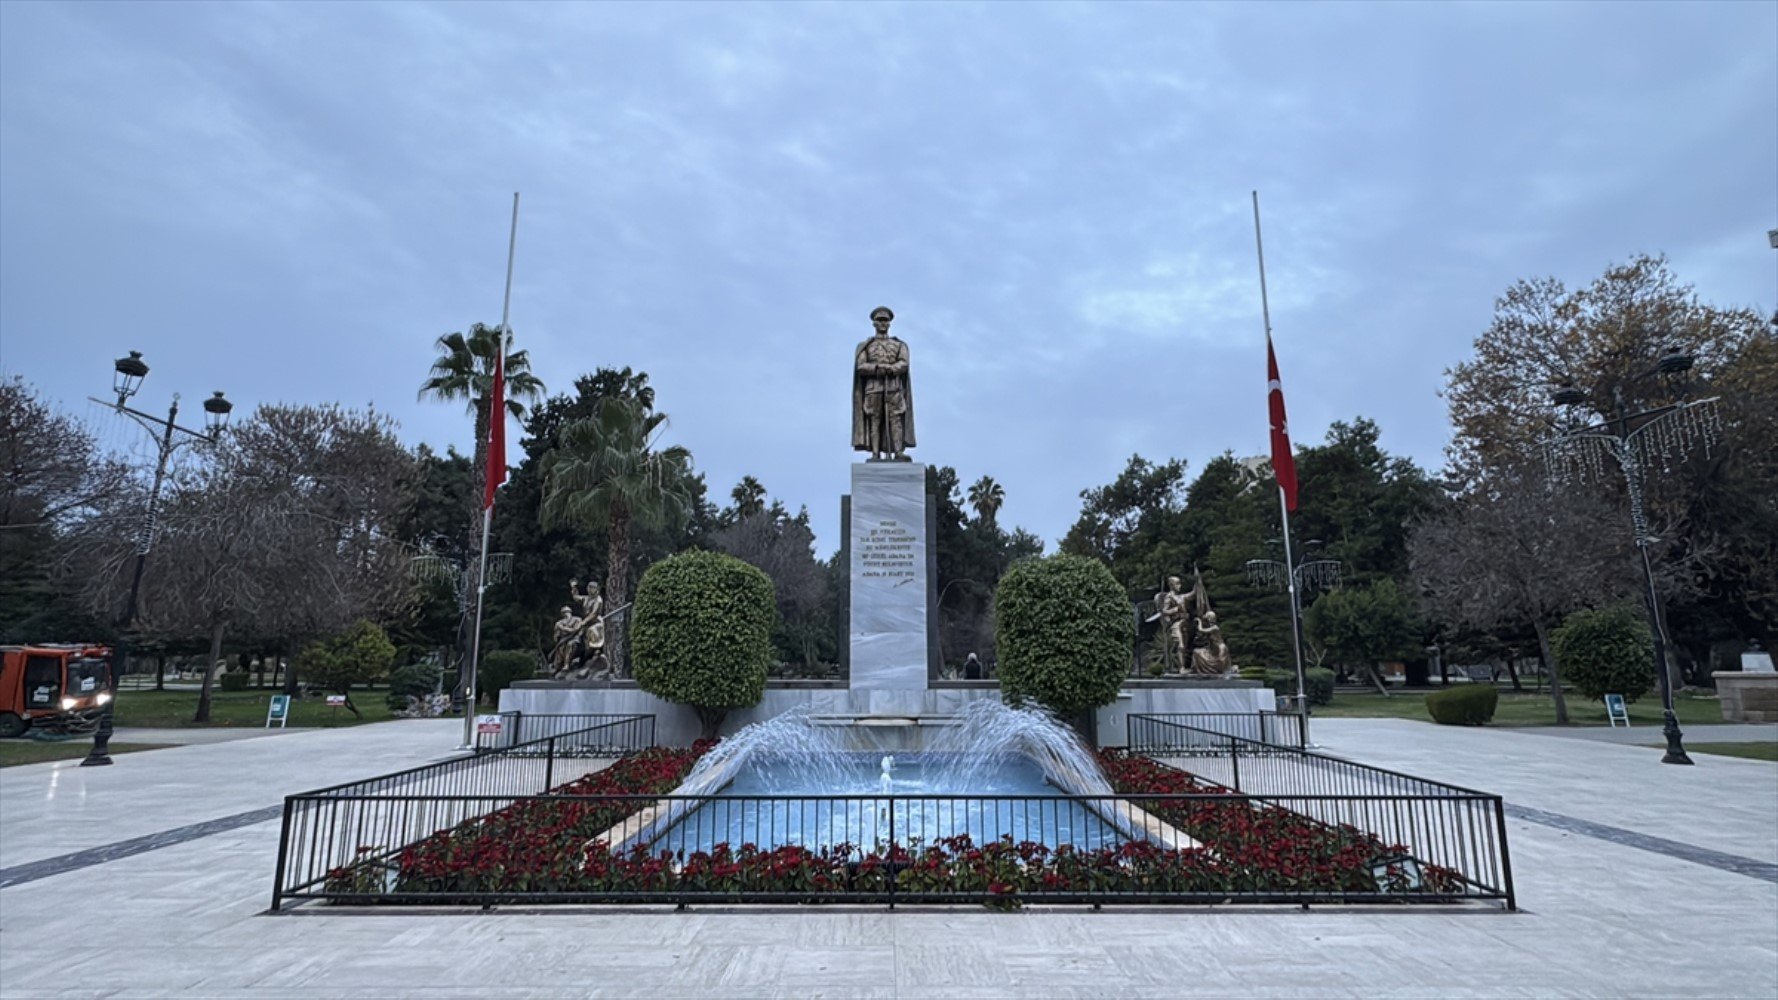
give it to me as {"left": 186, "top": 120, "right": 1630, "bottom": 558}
{"left": 97, "top": 692, "right": 113, "bottom": 705}
{"left": 60, "top": 697, "right": 77, "bottom": 710}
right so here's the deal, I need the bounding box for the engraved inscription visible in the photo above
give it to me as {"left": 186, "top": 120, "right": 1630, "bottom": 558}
{"left": 859, "top": 519, "right": 918, "bottom": 580}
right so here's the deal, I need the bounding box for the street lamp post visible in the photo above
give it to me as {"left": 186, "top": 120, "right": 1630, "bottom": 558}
{"left": 1246, "top": 541, "right": 1343, "bottom": 733}
{"left": 82, "top": 353, "right": 232, "bottom": 766}
{"left": 1544, "top": 346, "right": 1720, "bottom": 766}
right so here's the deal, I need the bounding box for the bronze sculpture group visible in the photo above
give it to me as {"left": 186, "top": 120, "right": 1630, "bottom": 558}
{"left": 1150, "top": 571, "right": 1235, "bottom": 677}
{"left": 550, "top": 579, "right": 611, "bottom": 680}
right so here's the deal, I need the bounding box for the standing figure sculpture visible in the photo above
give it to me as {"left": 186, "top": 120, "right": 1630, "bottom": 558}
{"left": 852, "top": 306, "right": 916, "bottom": 460}
{"left": 570, "top": 578, "right": 606, "bottom": 657}
{"left": 1152, "top": 575, "right": 1198, "bottom": 675}
{"left": 551, "top": 605, "right": 584, "bottom": 678}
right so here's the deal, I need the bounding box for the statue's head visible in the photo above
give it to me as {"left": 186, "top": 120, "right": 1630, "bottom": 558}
{"left": 1202, "top": 610, "right": 1217, "bottom": 624}
{"left": 559, "top": 605, "right": 572, "bottom": 617}
{"left": 870, "top": 306, "right": 893, "bottom": 336}
{"left": 1167, "top": 575, "right": 1182, "bottom": 591}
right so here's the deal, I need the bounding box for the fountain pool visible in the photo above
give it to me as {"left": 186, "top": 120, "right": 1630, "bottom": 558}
{"left": 650, "top": 702, "right": 1129, "bottom": 856}
{"left": 661, "top": 751, "right": 1123, "bottom": 855}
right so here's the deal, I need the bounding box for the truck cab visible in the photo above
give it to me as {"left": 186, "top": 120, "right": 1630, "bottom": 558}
{"left": 0, "top": 644, "right": 114, "bottom": 738}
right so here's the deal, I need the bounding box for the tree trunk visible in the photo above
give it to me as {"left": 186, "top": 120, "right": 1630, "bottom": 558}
{"left": 341, "top": 692, "right": 362, "bottom": 720}
{"left": 1501, "top": 656, "right": 1524, "bottom": 692}
{"left": 606, "top": 503, "right": 631, "bottom": 676}
{"left": 695, "top": 705, "right": 726, "bottom": 741}
{"left": 194, "top": 620, "right": 226, "bottom": 723}
{"left": 1532, "top": 618, "right": 1569, "bottom": 725}
{"left": 1363, "top": 660, "right": 1391, "bottom": 696}
{"left": 154, "top": 653, "right": 165, "bottom": 691}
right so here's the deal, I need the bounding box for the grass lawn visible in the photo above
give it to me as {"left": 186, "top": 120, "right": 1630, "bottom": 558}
{"left": 1661, "top": 741, "right": 1778, "bottom": 762}
{"left": 111, "top": 689, "right": 397, "bottom": 729}
{"left": 0, "top": 741, "right": 173, "bottom": 767}
{"left": 1314, "top": 689, "right": 1724, "bottom": 727}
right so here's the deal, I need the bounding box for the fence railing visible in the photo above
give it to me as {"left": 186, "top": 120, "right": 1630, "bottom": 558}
{"left": 1120, "top": 715, "right": 1512, "bottom": 906}
{"left": 475, "top": 712, "right": 657, "bottom": 752}
{"left": 275, "top": 789, "right": 1511, "bottom": 909}
{"left": 272, "top": 711, "right": 1512, "bottom": 911}
{"left": 1127, "top": 711, "right": 1306, "bottom": 751}
{"left": 273, "top": 715, "right": 655, "bottom": 907}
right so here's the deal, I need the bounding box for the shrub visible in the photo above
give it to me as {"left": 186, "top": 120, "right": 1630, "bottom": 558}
{"left": 387, "top": 659, "right": 444, "bottom": 712}
{"left": 994, "top": 554, "right": 1132, "bottom": 723}
{"left": 218, "top": 670, "right": 250, "bottom": 692}
{"left": 477, "top": 650, "right": 536, "bottom": 703}
{"left": 296, "top": 620, "right": 396, "bottom": 717}
{"left": 1551, "top": 606, "right": 1655, "bottom": 703}
{"left": 1425, "top": 684, "right": 1498, "bottom": 725}
{"left": 632, "top": 549, "right": 775, "bottom": 739}
{"left": 1264, "top": 667, "right": 1334, "bottom": 707}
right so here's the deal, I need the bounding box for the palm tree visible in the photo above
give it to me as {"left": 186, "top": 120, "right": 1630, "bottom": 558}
{"left": 540, "top": 397, "right": 694, "bottom": 623}
{"left": 417, "top": 323, "right": 546, "bottom": 532}
{"left": 730, "top": 476, "right": 767, "bottom": 519}
{"left": 967, "top": 475, "right": 1005, "bottom": 528}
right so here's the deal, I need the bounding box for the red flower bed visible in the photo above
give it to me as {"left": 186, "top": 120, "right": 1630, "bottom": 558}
{"left": 325, "top": 742, "right": 713, "bottom": 895}
{"left": 1098, "top": 748, "right": 1464, "bottom": 894}
{"left": 324, "top": 742, "right": 1466, "bottom": 904}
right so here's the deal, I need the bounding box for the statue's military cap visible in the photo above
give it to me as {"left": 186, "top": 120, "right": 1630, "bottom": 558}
{"left": 870, "top": 306, "right": 894, "bottom": 321}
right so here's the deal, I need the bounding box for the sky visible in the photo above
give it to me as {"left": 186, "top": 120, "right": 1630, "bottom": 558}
{"left": 2, "top": 1, "right": 1773, "bottom": 556}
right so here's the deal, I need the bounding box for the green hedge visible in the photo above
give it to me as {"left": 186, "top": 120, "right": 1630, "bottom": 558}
{"left": 1425, "top": 684, "right": 1498, "bottom": 725}
{"left": 632, "top": 550, "right": 775, "bottom": 739}
{"left": 1552, "top": 606, "right": 1655, "bottom": 703}
{"left": 218, "top": 670, "right": 250, "bottom": 692}
{"left": 1263, "top": 667, "right": 1334, "bottom": 707}
{"left": 477, "top": 650, "right": 536, "bottom": 702}
{"left": 994, "top": 554, "right": 1132, "bottom": 719}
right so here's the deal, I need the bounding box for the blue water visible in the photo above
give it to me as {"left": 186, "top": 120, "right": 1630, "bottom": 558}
{"left": 659, "top": 753, "right": 1123, "bottom": 855}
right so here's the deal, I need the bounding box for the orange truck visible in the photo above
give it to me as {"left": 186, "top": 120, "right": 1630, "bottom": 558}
{"left": 0, "top": 644, "right": 114, "bottom": 738}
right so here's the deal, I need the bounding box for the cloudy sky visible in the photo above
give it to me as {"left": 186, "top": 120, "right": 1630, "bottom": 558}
{"left": 3, "top": 1, "right": 1773, "bottom": 554}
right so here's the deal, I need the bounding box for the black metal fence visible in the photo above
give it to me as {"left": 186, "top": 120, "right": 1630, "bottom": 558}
{"left": 273, "top": 715, "right": 655, "bottom": 908}
{"left": 1127, "top": 711, "right": 1306, "bottom": 751}
{"left": 273, "top": 711, "right": 1513, "bottom": 911}
{"left": 475, "top": 712, "right": 657, "bottom": 752}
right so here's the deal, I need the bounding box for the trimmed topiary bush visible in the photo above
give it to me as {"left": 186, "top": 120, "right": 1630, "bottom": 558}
{"left": 994, "top": 554, "right": 1133, "bottom": 726}
{"left": 218, "top": 670, "right": 250, "bottom": 692}
{"left": 1551, "top": 606, "right": 1655, "bottom": 703}
{"left": 1425, "top": 684, "right": 1499, "bottom": 725}
{"left": 477, "top": 650, "right": 536, "bottom": 703}
{"left": 632, "top": 549, "right": 775, "bottom": 739}
{"left": 1263, "top": 667, "right": 1335, "bottom": 707}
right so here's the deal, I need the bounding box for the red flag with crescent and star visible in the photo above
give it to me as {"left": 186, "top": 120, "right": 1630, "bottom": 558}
{"left": 483, "top": 340, "right": 506, "bottom": 511}
{"left": 1267, "top": 334, "right": 1298, "bottom": 511}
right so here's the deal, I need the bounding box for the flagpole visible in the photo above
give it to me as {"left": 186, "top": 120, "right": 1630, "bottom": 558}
{"left": 460, "top": 192, "right": 520, "bottom": 751}
{"left": 1252, "top": 191, "right": 1311, "bottom": 739}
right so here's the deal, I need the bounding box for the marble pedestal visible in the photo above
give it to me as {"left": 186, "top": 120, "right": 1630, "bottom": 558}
{"left": 847, "top": 461, "right": 933, "bottom": 690}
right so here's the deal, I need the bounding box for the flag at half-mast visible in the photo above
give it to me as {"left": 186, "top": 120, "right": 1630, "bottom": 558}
{"left": 483, "top": 335, "right": 506, "bottom": 510}
{"left": 1267, "top": 334, "right": 1298, "bottom": 512}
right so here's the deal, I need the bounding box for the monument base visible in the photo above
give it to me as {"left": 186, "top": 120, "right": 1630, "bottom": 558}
{"left": 502, "top": 680, "right": 1271, "bottom": 748}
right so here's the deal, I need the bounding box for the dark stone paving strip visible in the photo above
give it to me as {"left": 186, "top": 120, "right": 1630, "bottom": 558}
{"left": 0, "top": 804, "right": 283, "bottom": 889}
{"left": 1508, "top": 804, "right": 1778, "bottom": 884}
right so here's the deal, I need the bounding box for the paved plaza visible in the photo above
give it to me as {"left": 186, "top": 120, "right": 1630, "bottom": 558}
{"left": 1, "top": 718, "right": 1774, "bottom": 999}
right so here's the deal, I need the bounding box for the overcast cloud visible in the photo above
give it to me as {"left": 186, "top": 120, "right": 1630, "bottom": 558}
{"left": 2, "top": 1, "right": 1773, "bottom": 554}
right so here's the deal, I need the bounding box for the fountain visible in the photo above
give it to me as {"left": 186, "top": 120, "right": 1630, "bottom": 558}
{"left": 649, "top": 701, "right": 1135, "bottom": 856}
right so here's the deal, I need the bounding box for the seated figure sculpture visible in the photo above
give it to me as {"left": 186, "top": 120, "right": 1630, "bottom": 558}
{"left": 1190, "top": 610, "right": 1234, "bottom": 677}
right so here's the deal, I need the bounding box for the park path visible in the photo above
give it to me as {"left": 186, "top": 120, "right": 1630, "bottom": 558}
{"left": 0, "top": 716, "right": 1772, "bottom": 998}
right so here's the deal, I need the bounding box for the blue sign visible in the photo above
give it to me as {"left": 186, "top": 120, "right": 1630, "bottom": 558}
{"left": 1604, "top": 693, "right": 1629, "bottom": 727}
{"left": 266, "top": 694, "right": 291, "bottom": 727}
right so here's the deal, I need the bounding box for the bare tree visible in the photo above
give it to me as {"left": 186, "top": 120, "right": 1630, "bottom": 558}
{"left": 711, "top": 504, "right": 828, "bottom": 666}
{"left": 1410, "top": 464, "right": 1636, "bottom": 723}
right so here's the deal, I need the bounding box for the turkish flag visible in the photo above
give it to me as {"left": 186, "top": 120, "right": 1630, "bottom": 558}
{"left": 483, "top": 338, "right": 506, "bottom": 511}
{"left": 1267, "top": 335, "right": 1298, "bottom": 511}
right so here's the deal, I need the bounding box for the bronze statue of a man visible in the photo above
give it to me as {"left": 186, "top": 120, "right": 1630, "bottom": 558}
{"left": 852, "top": 306, "right": 916, "bottom": 460}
